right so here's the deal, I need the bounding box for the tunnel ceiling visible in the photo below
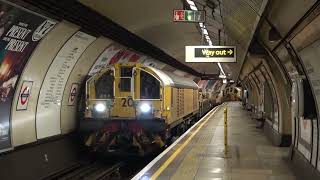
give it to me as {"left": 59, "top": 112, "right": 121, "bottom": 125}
{"left": 78, "top": 0, "right": 267, "bottom": 79}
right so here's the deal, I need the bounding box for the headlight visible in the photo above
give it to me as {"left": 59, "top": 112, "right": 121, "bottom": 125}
{"left": 140, "top": 103, "right": 151, "bottom": 113}
{"left": 94, "top": 103, "right": 106, "bottom": 112}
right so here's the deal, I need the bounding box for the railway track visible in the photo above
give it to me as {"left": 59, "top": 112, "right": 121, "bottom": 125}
{"left": 42, "top": 161, "right": 124, "bottom": 180}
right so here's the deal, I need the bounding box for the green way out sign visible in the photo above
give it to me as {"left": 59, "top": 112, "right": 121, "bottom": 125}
{"left": 185, "top": 46, "right": 236, "bottom": 62}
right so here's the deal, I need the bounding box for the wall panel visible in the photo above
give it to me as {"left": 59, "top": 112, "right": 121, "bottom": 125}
{"left": 60, "top": 37, "right": 112, "bottom": 134}
{"left": 35, "top": 31, "right": 95, "bottom": 139}
{"left": 298, "top": 39, "right": 320, "bottom": 169}
{"left": 11, "top": 21, "right": 79, "bottom": 146}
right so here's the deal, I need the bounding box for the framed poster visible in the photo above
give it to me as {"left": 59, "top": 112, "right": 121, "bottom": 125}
{"left": 88, "top": 44, "right": 123, "bottom": 76}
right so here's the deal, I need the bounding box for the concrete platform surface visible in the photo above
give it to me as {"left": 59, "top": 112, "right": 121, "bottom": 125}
{"left": 133, "top": 102, "right": 296, "bottom": 180}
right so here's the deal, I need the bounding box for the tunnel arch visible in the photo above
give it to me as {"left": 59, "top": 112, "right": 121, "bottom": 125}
{"left": 0, "top": 0, "right": 320, "bottom": 179}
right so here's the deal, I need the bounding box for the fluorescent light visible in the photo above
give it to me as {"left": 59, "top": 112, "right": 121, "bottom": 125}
{"left": 186, "top": 0, "right": 196, "bottom": 6}
{"left": 186, "top": 0, "right": 226, "bottom": 77}
{"left": 203, "top": 29, "right": 208, "bottom": 35}
{"left": 218, "top": 63, "right": 225, "bottom": 75}
{"left": 190, "top": 5, "right": 198, "bottom": 10}
{"left": 223, "top": 79, "right": 227, "bottom": 84}
{"left": 219, "top": 74, "right": 226, "bottom": 78}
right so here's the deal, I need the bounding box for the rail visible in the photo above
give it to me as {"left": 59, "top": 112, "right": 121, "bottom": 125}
{"left": 42, "top": 161, "right": 125, "bottom": 180}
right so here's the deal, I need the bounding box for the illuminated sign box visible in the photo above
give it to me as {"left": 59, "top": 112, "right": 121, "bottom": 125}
{"left": 173, "top": 10, "right": 205, "bottom": 23}
{"left": 185, "top": 46, "right": 236, "bottom": 62}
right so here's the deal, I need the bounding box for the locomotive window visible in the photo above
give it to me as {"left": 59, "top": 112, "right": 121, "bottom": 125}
{"left": 120, "top": 67, "right": 132, "bottom": 92}
{"left": 95, "top": 71, "right": 114, "bottom": 99}
{"left": 140, "top": 71, "right": 160, "bottom": 99}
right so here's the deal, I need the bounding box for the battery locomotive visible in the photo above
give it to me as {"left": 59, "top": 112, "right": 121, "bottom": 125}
{"left": 81, "top": 63, "right": 212, "bottom": 155}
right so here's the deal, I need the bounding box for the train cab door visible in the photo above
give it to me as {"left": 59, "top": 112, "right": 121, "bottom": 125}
{"left": 111, "top": 65, "right": 135, "bottom": 118}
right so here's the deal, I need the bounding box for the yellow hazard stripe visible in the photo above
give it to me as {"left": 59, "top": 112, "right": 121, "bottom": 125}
{"left": 150, "top": 107, "right": 219, "bottom": 180}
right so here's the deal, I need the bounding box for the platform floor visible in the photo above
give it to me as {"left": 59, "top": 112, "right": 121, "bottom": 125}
{"left": 133, "top": 102, "right": 297, "bottom": 180}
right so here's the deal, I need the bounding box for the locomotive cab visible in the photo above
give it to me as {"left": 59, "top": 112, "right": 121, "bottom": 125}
{"left": 82, "top": 63, "right": 199, "bottom": 155}
{"left": 84, "top": 63, "right": 163, "bottom": 122}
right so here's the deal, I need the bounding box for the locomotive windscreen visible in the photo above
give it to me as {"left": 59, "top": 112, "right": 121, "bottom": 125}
{"left": 95, "top": 71, "right": 114, "bottom": 99}
{"left": 120, "top": 67, "right": 132, "bottom": 92}
{"left": 140, "top": 71, "right": 160, "bottom": 99}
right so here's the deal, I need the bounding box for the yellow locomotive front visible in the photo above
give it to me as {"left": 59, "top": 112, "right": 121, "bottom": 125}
{"left": 82, "top": 63, "right": 168, "bottom": 155}
{"left": 81, "top": 63, "right": 200, "bottom": 155}
{"left": 85, "top": 63, "right": 163, "bottom": 120}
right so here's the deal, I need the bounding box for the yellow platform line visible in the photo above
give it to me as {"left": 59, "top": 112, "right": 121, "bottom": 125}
{"left": 150, "top": 107, "right": 220, "bottom": 180}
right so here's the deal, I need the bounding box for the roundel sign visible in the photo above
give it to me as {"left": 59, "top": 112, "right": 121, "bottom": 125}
{"left": 68, "top": 83, "right": 79, "bottom": 106}
{"left": 17, "top": 81, "right": 33, "bottom": 110}
{"left": 21, "top": 87, "right": 29, "bottom": 105}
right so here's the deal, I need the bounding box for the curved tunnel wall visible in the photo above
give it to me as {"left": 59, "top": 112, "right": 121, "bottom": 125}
{"left": 0, "top": 2, "right": 57, "bottom": 151}
{"left": 60, "top": 36, "right": 112, "bottom": 135}
{"left": 265, "top": 1, "right": 320, "bottom": 174}
{"left": 36, "top": 31, "right": 97, "bottom": 139}
{"left": 239, "top": 1, "right": 320, "bottom": 177}
{"left": 0, "top": 1, "right": 223, "bottom": 153}
{"left": 11, "top": 21, "right": 79, "bottom": 146}
{"left": 294, "top": 25, "right": 320, "bottom": 171}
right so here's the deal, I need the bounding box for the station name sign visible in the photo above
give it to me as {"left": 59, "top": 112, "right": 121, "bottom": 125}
{"left": 185, "top": 46, "right": 236, "bottom": 63}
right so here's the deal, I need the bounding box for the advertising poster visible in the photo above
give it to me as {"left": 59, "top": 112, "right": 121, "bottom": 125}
{"left": 36, "top": 31, "right": 96, "bottom": 139}
{"left": 206, "top": 80, "right": 215, "bottom": 90}
{"left": 212, "top": 80, "right": 222, "bottom": 92}
{"left": 16, "top": 80, "right": 32, "bottom": 110}
{"left": 142, "top": 58, "right": 167, "bottom": 69}
{"left": 88, "top": 44, "right": 123, "bottom": 76}
{"left": 89, "top": 44, "right": 147, "bottom": 76}
{"left": 184, "top": 74, "right": 195, "bottom": 80}
{"left": 0, "top": 1, "right": 55, "bottom": 150}
{"left": 202, "top": 80, "right": 210, "bottom": 89}
{"left": 173, "top": 70, "right": 187, "bottom": 77}
{"left": 108, "top": 48, "right": 146, "bottom": 65}
{"left": 300, "top": 119, "right": 312, "bottom": 144}
{"left": 197, "top": 80, "right": 205, "bottom": 88}
{"left": 116, "top": 49, "right": 146, "bottom": 63}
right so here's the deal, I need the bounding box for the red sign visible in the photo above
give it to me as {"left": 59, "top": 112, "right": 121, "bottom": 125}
{"left": 173, "top": 10, "right": 185, "bottom": 21}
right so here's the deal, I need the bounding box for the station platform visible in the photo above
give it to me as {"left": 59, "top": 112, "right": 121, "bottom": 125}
{"left": 133, "top": 102, "right": 296, "bottom": 180}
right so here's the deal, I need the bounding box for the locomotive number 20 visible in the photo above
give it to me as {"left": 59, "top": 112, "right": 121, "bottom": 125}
{"left": 121, "top": 97, "right": 134, "bottom": 107}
